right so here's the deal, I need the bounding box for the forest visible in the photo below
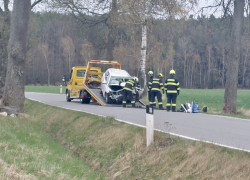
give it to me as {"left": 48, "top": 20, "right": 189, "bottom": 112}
{"left": 2, "top": 12, "right": 248, "bottom": 89}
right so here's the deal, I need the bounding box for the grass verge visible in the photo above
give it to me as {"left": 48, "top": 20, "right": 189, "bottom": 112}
{"left": 0, "top": 105, "right": 104, "bottom": 179}
{"left": 1, "top": 99, "right": 249, "bottom": 179}
{"left": 25, "top": 85, "right": 66, "bottom": 94}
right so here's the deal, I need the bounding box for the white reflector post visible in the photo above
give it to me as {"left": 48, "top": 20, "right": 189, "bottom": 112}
{"left": 146, "top": 105, "right": 154, "bottom": 147}
{"left": 60, "top": 85, "right": 62, "bottom": 94}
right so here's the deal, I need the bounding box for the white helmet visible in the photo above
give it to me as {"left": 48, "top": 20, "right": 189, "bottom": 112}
{"left": 133, "top": 76, "right": 138, "bottom": 82}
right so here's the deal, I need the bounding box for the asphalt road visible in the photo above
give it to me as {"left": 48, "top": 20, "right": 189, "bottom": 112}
{"left": 26, "top": 92, "right": 250, "bottom": 152}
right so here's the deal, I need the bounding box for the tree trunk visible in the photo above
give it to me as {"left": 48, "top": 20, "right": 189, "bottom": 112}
{"left": 0, "top": 0, "right": 10, "bottom": 98}
{"left": 106, "top": 0, "right": 118, "bottom": 61}
{"left": 44, "top": 53, "right": 50, "bottom": 85}
{"left": 222, "top": 46, "right": 225, "bottom": 87}
{"left": 3, "top": 0, "right": 31, "bottom": 112}
{"left": 140, "top": 19, "right": 147, "bottom": 90}
{"left": 223, "top": 0, "right": 244, "bottom": 114}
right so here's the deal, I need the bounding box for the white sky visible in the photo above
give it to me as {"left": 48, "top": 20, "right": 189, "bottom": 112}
{"left": 0, "top": 0, "right": 224, "bottom": 18}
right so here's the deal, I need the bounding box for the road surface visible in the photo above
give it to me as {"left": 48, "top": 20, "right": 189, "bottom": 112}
{"left": 26, "top": 92, "right": 250, "bottom": 152}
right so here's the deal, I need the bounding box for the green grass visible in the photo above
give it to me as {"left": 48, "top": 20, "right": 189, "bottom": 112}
{"left": 1, "top": 99, "right": 250, "bottom": 179}
{"left": 23, "top": 99, "right": 250, "bottom": 179}
{"left": 142, "top": 89, "right": 250, "bottom": 119}
{"left": 25, "top": 85, "right": 67, "bottom": 94}
{"left": 0, "top": 111, "right": 104, "bottom": 179}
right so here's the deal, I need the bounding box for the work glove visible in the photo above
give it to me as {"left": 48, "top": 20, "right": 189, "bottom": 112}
{"left": 177, "top": 91, "right": 180, "bottom": 95}
{"left": 162, "top": 89, "right": 165, "bottom": 94}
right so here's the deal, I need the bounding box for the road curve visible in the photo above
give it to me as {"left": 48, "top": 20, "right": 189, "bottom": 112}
{"left": 25, "top": 92, "right": 250, "bottom": 152}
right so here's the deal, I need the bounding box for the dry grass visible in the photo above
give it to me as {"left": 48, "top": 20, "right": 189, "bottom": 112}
{"left": 23, "top": 99, "right": 250, "bottom": 180}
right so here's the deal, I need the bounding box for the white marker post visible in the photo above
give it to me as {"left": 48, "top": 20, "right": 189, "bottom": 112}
{"left": 60, "top": 85, "right": 62, "bottom": 94}
{"left": 146, "top": 105, "right": 154, "bottom": 147}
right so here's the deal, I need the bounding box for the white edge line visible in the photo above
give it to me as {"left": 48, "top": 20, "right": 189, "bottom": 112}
{"left": 26, "top": 97, "right": 250, "bottom": 153}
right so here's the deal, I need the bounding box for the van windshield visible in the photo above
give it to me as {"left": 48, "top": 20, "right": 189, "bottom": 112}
{"left": 109, "top": 76, "right": 132, "bottom": 85}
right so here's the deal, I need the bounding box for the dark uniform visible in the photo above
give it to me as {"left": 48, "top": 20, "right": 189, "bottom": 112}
{"left": 122, "top": 79, "right": 136, "bottom": 107}
{"left": 165, "top": 75, "right": 180, "bottom": 111}
{"left": 147, "top": 76, "right": 153, "bottom": 103}
{"left": 150, "top": 78, "right": 164, "bottom": 109}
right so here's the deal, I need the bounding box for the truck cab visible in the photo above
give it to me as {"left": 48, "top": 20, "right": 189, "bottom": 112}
{"left": 66, "top": 66, "right": 102, "bottom": 103}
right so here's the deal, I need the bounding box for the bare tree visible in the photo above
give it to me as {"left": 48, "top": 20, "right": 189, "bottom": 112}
{"left": 223, "top": 0, "right": 245, "bottom": 114}
{"left": 39, "top": 44, "right": 50, "bottom": 85}
{"left": 2, "top": 0, "right": 31, "bottom": 111}
{"left": 0, "top": 0, "right": 10, "bottom": 99}
{"left": 49, "top": 0, "right": 118, "bottom": 61}
{"left": 61, "top": 36, "right": 75, "bottom": 73}
{"left": 120, "top": 0, "right": 197, "bottom": 90}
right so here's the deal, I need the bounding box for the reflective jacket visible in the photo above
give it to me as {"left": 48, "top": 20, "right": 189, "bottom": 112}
{"left": 123, "top": 79, "right": 135, "bottom": 91}
{"left": 151, "top": 78, "right": 164, "bottom": 92}
{"left": 147, "top": 76, "right": 153, "bottom": 92}
{"left": 165, "top": 75, "right": 180, "bottom": 94}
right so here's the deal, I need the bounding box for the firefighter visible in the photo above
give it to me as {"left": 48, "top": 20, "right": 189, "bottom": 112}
{"left": 147, "top": 71, "right": 154, "bottom": 104}
{"left": 150, "top": 73, "right": 164, "bottom": 109}
{"left": 122, "top": 77, "right": 138, "bottom": 108}
{"left": 165, "top": 70, "right": 180, "bottom": 112}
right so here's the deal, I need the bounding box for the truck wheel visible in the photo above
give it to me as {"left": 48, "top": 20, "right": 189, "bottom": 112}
{"left": 66, "top": 90, "right": 71, "bottom": 102}
{"left": 105, "top": 93, "right": 112, "bottom": 104}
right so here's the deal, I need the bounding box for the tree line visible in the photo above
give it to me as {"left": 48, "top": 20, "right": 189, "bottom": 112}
{"left": 9, "top": 12, "right": 249, "bottom": 90}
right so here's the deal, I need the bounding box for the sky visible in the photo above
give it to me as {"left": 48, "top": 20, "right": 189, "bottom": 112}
{"left": 0, "top": 0, "right": 224, "bottom": 18}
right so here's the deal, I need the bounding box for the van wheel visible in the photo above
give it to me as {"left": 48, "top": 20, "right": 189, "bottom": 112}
{"left": 66, "top": 90, "right": 71, "bottom": 102}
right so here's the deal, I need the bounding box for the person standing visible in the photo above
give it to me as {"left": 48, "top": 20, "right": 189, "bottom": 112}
{"left": 147, "top": 71, "right": 154, "bottom": 104}
{"left": 165, "top": 70, "right": 180, "bottom": 112}
{"left": 150, "top": 73, "right": 164, "bottom": 109}
{"left": 122, "top": 77, "right": 138, "bottom": 108}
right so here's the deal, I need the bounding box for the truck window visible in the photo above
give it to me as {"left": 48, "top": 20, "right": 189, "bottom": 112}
{"left": 77, "top": 70, "right": 85, "bottom": 77}
{"left": 69, "top": 69, "right": 73, "bottom": 79}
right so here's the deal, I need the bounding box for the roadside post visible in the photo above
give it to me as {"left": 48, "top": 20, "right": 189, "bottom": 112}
{"left": 146, "top": 105, "right": 154, "bottom": 147}
{"left": 60, "top": 85, "right": 62, "bottom": 94}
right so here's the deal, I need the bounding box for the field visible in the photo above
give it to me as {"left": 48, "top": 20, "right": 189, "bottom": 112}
{"left": 1, "top": 99, "right": 250, "bottom": 179}
{"left": 25, "top": 85, "right": 250, "bottom": 119}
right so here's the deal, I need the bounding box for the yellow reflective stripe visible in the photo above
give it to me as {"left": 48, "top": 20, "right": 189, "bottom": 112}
{"left": 153, "top": 78, "right": 159, "bottom": 81}
{"left": 177, "top": 88, "right": 180, "bottom": 90}
{"left": 122, "top": 101, "right": 126, "bottom": 103}
{"left": 150, "top": 102, "right": 154, "bottom": 104}
{"left": 167, "top": 90, "right": 177, "bottom": 93}
{"left": 152, "top": 81, "right": 160, "bottom": 84}
{"left": 166, "top": 103, "right": 171, "bottom": 106}
{"left": 176, "top": 82, "right": 179, "bottom": 86}
{"left": 153, "top": 102, "right": 156, "bottom": 104}
{"left": 131, "top": 101, "right": 135, "bottom": 103}
{"left": 167, "top": 79, "right": 175, "bottom": 82}
{"left": 158, "top": 102, "right": 163, "bottom": 105}
{"left": 148, "top": 82, "right": 152, "bottom": 85}
{"left": 127, "top": 81, "right": 134, "bottom": 86}
{"left": 172, "top": 104, "right": 176, "bottom": 106}
{"left": 166, "top": 82, "right": 178, "bottom": 86}
{"left": 123, "top": 87, "right": 132, "bottom": 91}
{"left": 151, "top": 88, "right": 160, "bottom": 91}
{"left": 160, "top": 83, "right": 163, "bottom": 86}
